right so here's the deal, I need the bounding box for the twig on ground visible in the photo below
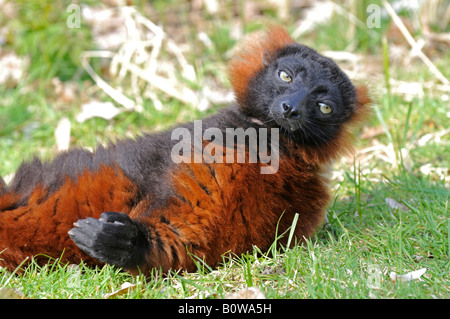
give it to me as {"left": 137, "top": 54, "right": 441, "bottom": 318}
{"left": 382, "top": 0, "right": 449, "bottom": 85}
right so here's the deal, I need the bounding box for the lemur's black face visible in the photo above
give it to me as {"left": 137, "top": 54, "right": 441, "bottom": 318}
{"left": 245, "top": 44, "right": 356, "bottom": 146}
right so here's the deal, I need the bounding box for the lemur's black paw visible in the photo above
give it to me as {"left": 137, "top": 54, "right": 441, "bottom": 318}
{"left": 69, "top": 212, "right": 149, "bottom": 269}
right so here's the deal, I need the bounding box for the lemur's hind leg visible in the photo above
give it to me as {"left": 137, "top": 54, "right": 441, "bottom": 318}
{"left": 0, "top": 165, "right": 138, "bottom": 271}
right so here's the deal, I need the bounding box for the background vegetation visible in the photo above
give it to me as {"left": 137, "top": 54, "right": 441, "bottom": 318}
{"left": 0, "top": 0, "right": 449, "bottom": 299}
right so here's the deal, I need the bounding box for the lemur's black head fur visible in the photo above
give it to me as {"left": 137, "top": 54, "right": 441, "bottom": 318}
{"left": 228, "top": 26, "right": 369, "bottom": 148}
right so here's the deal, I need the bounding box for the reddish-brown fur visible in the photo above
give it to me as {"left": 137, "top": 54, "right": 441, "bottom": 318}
{"left": 127, "top": 151, "right": 330, "bottom": 275}
{"left": 0, "top": 166, "right": 137, "bottom": 270}
{"left": 0, "top": 26, "right": 371, "bottom": 274}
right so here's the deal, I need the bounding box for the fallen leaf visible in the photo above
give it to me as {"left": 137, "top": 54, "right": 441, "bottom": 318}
{"left": 420, "top": 164, "right": 450, "bottom": 185}
{"left": 76, "top": 100, "right": 122, "bottom": 123}
{"left": 0, "top": 287, "right": 25, "bottom": 299}
{"left": 0, "top": 52, "right": 28, "bottom": 86}
{"left": 417, "top": 129, "right": 449, "bottom": 146}
{"left": 385, "top": 197, "right": 409, "bottom": 212}
{"left": 389, "top": 268, "right": 427, "bottom": 282}
{"left": 54, "top": 117, "right": 71, "bottom": 151}
{"left": 225, "top": 287, "right": 265, "bottom": 299}
{"left": 103, "top": 282, "right": 136, "bottom": 299}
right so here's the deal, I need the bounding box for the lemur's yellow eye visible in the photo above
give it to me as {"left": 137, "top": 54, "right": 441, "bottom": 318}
{"left": 279, "top": 70, "right": 292, "bottom": 83}
{"left": 319, "top": 102, "right": 332, "bottom": 114}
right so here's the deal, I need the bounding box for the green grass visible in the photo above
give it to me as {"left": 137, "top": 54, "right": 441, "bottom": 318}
{"left": 1, "top": 1, "right": 449, "bottom": 299}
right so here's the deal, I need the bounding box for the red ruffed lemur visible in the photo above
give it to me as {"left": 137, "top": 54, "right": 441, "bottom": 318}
{"left": 0, "top": 26, "right": 370, "bottom": 275}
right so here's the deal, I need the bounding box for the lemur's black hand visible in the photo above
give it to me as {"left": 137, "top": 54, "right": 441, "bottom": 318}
{"left": 69, "top": 212, "right": 149, "bottom": 269}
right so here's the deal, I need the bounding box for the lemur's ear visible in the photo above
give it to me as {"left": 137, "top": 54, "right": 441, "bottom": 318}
{"left": 352, "top": 86, "right": 372, "bottom": 123}
{"left": 355, "top": 86, "right": 371, "bottom": 107}
{"left": 228, "top": 25, "right": 295, "bottom": 106}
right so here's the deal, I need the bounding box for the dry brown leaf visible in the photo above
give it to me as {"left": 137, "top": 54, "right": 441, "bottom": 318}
{"left": 224, "top": 287, "right": 265, "bottom": 299}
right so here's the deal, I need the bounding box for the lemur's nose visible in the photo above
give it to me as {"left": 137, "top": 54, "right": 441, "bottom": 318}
{"left": 281, "top": 102, "right": 301, "bottom": 119}
{"left": 280, "top": 89, "right": 308, "bottom": 119}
